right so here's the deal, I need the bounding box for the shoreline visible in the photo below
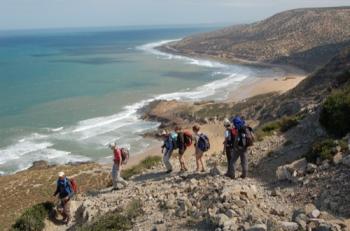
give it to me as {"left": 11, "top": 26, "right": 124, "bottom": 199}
{"left": 0, "top": 41, "right": 306, "bottom": 177}
{"left": 158, "top": 43, "right": 308, "bottom": 76}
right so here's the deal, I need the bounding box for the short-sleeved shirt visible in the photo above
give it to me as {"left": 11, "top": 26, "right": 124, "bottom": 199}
{"left": 114, "top": 148, "right": 122, "bottom": 163}
{"left": 194, "top": 132, "right": 203, "bottom": 155}
{"left": 224, "top": 130, "right": 231, "bottom": 139}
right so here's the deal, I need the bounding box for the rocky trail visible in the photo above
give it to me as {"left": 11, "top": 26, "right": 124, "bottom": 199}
{"left": 44, "top": 115, "right": 350, "bottom": 231}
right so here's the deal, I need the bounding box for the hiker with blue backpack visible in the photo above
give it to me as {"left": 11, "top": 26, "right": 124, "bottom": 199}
{"left": 193, "top": 124, "right": 210, "bottom": 172}
{"left": 228, "top": 116, "right": 255, "bottom": 179}
{"left": 53, "top": 171, "right": 74, "bottom": 224}
{"left": 161, "top": 130, "right": 174, "bottom": 173}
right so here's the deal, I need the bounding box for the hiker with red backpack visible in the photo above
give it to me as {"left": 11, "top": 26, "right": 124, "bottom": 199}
{"left": 176, "top": 126, "right": 192, "bottom": 172}
{"left": 109, "top": 143, "right": 128, "bottom": 190}
{"left": 228, "top": 116, "right": 255, "bottom": 179}
{"left": 53, "top": 171, "right": 75, "bottom": 224}
{"left": 223, "top": 119, "right": 236, "bottom": 177}
{"left": 161, "top": 130, "right": 174, "bottom": 173}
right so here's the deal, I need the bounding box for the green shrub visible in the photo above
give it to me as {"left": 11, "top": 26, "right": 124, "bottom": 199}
{"left": 125, "top": 199, "right": 143, "bottom": 218}
{"left": 122, "top": 156, "right": 161, "bottom": 180}
{"left": 78, "top": 200, "right": 143, "bottom": 231}
{"left": 304, "top": 139, "right": 337, "bottom": 163}
{"left": 320, "top": 85, "right": 350, "bottom": 138}
{"left": 12, "top": 202, "right": 54, "bottom": 231}
{"left": 78, "top": 212, "right": 132, "bottom": 231}
{"left": 339, "top": 139, "right": 349, "bottom": 152}
{"left": 256, "top": 115, "right": 302, "bottom": 140}
{"left": 279, "top": 116, "right": 300, "bottom": 132}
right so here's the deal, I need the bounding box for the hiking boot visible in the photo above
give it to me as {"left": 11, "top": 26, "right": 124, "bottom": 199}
{"left": 201, "top": 169, "right": 206, "bottom": 173}
{"left": 65, "top": 217, "right": 71, "bottom": 225}
{"left": 166, "top": 170, "right": 172, "bottom": 174}
{"left": 240, "top": 175, "right": 247, "bottom": 179}
{"left": 111, "top": 187, "right": 119, "bottom": 192}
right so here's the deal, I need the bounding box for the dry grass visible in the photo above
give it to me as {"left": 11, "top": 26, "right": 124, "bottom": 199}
{"left": 0, "top": 163, "right": 110, "bottom": 230}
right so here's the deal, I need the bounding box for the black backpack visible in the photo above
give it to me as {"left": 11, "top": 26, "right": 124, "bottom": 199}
{"left": 236, "top": 126, "right": 254, "bottom": 148}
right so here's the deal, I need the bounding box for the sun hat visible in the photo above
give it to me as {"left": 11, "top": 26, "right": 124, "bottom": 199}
{"left": 109, "top": 142, "right": 116, "bottom": 149}
{"left": 223, "top": 118, "right": 231, "bottom": 127}
{"left": 58, "top": 171, "right": 65, "bottom": 177}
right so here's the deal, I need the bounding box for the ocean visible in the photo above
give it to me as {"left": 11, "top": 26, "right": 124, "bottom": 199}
{"left": 0, "top": 26, "right": 280, "bottom": 175}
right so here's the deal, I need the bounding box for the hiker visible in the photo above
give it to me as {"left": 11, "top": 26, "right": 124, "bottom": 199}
{"left": 110, "top": 143, "right": 128, "bottom": 190}
{"left": 53, "top": 172, "right": 74, "bottom": 224}
{"left": 161, "top": 130, "right": 173, "bottom": 173}
{"left": 176, "top": 126, "right": 188, "bottom": 172}
{"left": 228, "top": 116, "right": 254, "bottom": 179}
{"left": 193, "top": 124, "right": 206, "bottom": 172}
{"left": 223, "top": 119, "right": 236, "bottom": 177}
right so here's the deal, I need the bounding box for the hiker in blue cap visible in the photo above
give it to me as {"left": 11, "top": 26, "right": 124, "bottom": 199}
{"left": 227, "top": 116, "right": 254, "bottom": 179}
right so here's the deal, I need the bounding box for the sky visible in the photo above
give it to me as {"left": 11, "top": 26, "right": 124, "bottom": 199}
{"left": 0, "top": 0, "right": 349, "bottom": 30}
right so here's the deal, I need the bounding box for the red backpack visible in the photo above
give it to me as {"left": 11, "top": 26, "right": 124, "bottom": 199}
{"left": 183, "top": 131, "right": 193, "bottom": 147}
{"left": 69, "top": 178, "right": 78, "bottom": 194}
{"left": 121, "top": 148, "right": 130, "bottom": 164}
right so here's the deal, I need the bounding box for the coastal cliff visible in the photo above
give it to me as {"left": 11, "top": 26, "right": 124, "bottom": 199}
{"left": 159, "top": 7, "right": 350, "bottom": 72}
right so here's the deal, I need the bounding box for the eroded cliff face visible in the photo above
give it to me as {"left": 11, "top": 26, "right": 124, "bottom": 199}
{"left": 160, "top": 7, "right": 350, "bottom": 72}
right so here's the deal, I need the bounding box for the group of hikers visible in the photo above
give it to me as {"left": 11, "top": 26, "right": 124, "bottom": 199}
{"left": 159, "top": 116, "right": 254, "bottom": 179}
{"left": 53, "top": 116, "right": 254, "bottom": 225}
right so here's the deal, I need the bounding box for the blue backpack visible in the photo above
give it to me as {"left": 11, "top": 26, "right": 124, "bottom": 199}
{"left": 198, "top": 134, "right": 210, "bottom": 152}
{"left": 170, "top": 132, "right": 178, "bottom": 150}
{"left": 232, "top": 116, "right": 245, "bottom": 130}
{"left": 57, "top": 177, "right": 73, "bottom": 196}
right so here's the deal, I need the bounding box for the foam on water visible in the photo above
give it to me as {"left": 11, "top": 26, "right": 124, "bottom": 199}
{"left": 136, "top": 39, "right": 227, "bottom": 68}
{"left": 0, "top": 39, "right": 260, "bottom": 175}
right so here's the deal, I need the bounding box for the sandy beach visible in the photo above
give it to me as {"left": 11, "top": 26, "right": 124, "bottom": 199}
{"left": 120, "top": 72, "right": 306, "bottom": 171}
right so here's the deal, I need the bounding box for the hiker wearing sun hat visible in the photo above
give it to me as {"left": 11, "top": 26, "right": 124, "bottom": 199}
{"left": 53, "top": 171, "right": 73, "bottom": 224}
{"left": 110, "top": 142, "right": 128, "bottom": 190}
{"left": 223, "top": 118, "right": 236, "bottom": 177}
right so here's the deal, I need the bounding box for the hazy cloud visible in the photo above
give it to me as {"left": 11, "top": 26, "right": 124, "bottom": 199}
{"left": 0, "top": 0, "right": 349, "bottom": 30}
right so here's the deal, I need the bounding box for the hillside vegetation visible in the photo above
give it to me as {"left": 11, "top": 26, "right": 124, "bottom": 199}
{"left": 160, "top": 7, "right": 350, "bottom": 71}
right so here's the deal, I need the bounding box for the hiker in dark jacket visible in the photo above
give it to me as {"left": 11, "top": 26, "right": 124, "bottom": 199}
{"left": 53, "top": 172, "right": 73, "bottom": 224}
{"left": 223, "top": 119, "right": 235, "bottom": 177}
{"left": 161, "top": 130, "right": 173, "bottom": 173}
{"left": 176, "top": 126, "right": 188, "bottom": 172}
{"left": 228, "top": 116, "right": 249, "bottom": 179}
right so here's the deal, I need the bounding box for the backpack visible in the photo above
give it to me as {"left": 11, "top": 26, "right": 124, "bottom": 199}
{"left": 183, "top": 131, "right": 193, "bottom": 147}
{"left": 198, "top": 134, "right": 210, "bottom": 152}
{"left": 170, "top": 132, "right": 178, "bottom": 150}
{"left": 121, "top": 148, "right": 130, "bottom": 164}
{"left": 69, "top": 178, "right": 78, "bottom": 194}
{"left": 58, "top": 178, "right": 76, "bottom": 196}
{"left": 227, "top": 128, "right": 238, "bottom": 147}
{"left": 236, "top": 126, "right": 255, "bottom": 148}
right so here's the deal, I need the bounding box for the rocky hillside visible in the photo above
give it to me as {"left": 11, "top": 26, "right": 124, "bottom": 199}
{"left": 159, "top": 7, "right": 350, "bottom": 72}
{"left": 43, "top": 123, "right": 350, "bottom": 231}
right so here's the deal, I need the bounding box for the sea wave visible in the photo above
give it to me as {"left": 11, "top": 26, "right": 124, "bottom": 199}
{"left": 0, "top": 39, "right": 256, "bottom": 175}
{"left": 136, "top": 39, "right": 227, "bottom": 68}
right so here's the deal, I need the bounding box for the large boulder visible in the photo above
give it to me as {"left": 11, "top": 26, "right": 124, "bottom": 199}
{"left": 247, "top": 224, "right": 267, "bottom": 231}
{"left": 276, "top": 158, "right": 308, "bottom": 181}
{"left": 29, "top": 160, "right": 50, "bottom": 170}
{"left": 278, "top": 221, "right": 299, "bottom": 231}
{"left": 341, "top": 155, "right": 350, "bottom": 167}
